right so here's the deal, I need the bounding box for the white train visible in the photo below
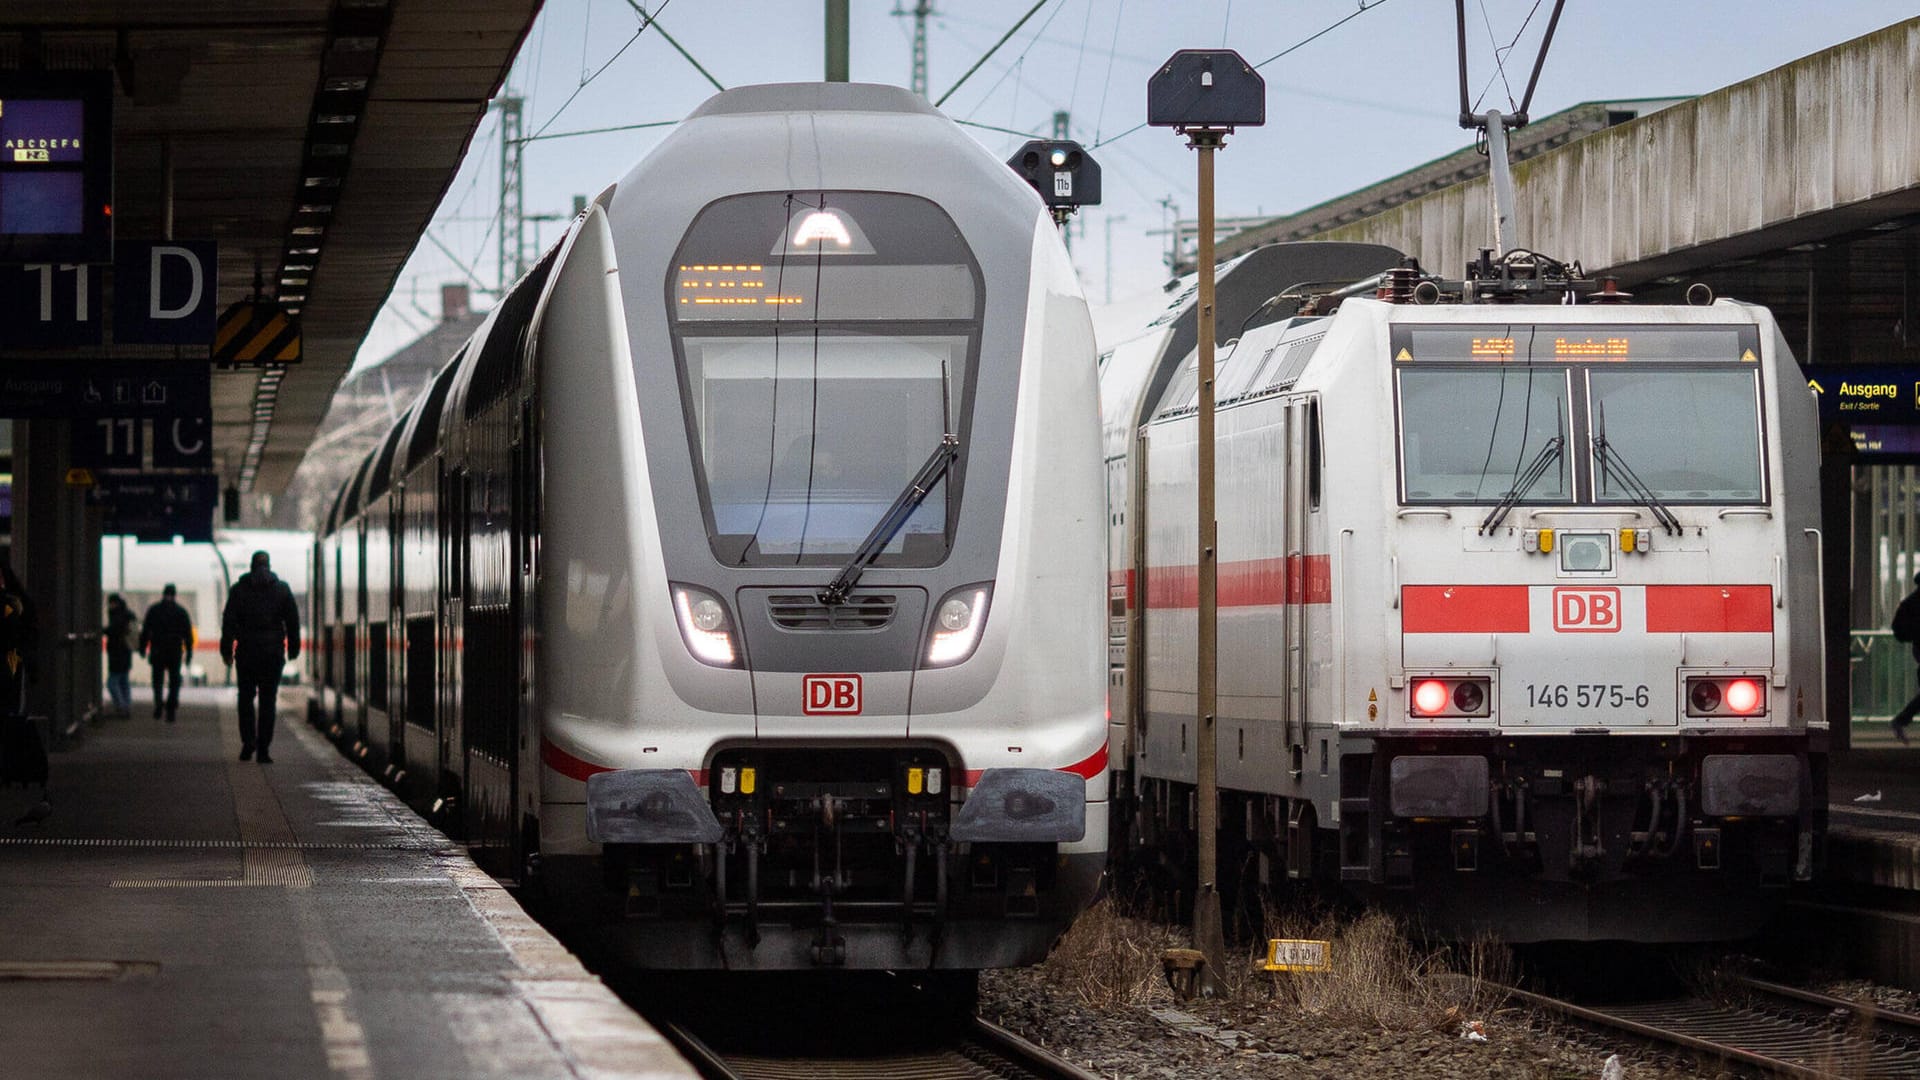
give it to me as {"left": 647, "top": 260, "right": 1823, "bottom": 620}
{"left": 309, "top": 83, "right": 1107, "bottom": 972}
{"left": 1101, "top": 245, "right": 1826, "bottom": 941}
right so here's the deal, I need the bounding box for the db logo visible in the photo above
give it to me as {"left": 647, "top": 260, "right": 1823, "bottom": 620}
{"left": 802, "top": 673, "right": 863, "bottom": 715}
{"left": 1553, "top": 586, "right": 1621, "bottom": 633}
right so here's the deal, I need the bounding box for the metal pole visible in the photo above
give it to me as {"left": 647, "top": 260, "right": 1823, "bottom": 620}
{"left": 1105, "top": 213, "right": 1126, "bottom": 304}
{"left": 826, "top": 0, "right": 850, "bottom": 82}
{"left": 1482, "top": 109, "right": 1517, "bottom": 256}
{"left": 1191, "top": 131, "right": 1229, "bottom": 993}
{"left": 160, "top": 135, "right": 174, "bottom": 241}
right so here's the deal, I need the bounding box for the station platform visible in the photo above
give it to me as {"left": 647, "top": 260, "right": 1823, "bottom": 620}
{"left": 1825, "top": 721, "right": 1920, "bottom": 891}
{"left": 0, "top": 686, "right": 691, "bottom": 1080}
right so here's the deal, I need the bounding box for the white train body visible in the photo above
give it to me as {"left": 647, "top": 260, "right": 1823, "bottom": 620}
{"left": 1102, "top": 247, "right": 1825, "bottom": 941}
{"left": 310, "top": 84, "right": 1107, "bottom": 970}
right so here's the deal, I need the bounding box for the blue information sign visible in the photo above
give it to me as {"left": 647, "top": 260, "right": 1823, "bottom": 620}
{"left": 113, "top": 241, "right": 216, "bottom": 345}
{"left": 1806, "top": 366, "right": 1920, "bottom": 426}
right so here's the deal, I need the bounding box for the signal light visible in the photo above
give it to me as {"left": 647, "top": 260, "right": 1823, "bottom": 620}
{"left": 1724, "top": 679, "right": 1762, "bottom": 715}
{"left": 1413, "top": 680, "right": 1449, "bottom": 716}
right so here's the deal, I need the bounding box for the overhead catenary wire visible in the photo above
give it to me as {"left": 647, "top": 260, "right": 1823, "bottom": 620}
{"left": 528, "top": 0, "right": 675, "bottom": 143}
{"left": 935, "top": 0, "right": 1052, "bottom": 107}
{"left": 621, "top": 1, "right": 726, "bottom": 93}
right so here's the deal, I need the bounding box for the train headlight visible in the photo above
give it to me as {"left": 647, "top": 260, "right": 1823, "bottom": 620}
{"left": 1409, "top": 676, "right": 1492, "bottom": 718}
{"left": 926, "top": 584, "right": 992, "bottom": 667}
{"left": 671, "top": 583, "right": 741, "bottom": 668}
{"left": 1413, "top": 680, "right": 1449, "bottom": 716}
{"left": 1724, "top": 679, "right": 1762, "bottom": 715}
{"left": 1686, "top": 675, "right": 1767, "bottom": 718}
{"left": 1689, "top": 680, "right": 1722, "bottom": 713}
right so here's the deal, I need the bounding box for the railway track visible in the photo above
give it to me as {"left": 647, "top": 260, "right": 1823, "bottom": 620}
{"left": 660, "top": 1014, "right": 1102, "bottom": 1080}
{"left": 1505, "top": 973, "right": 1920, "bottom": 1078}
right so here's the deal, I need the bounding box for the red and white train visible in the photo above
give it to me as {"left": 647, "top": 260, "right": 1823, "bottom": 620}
{"left": 1100, "top": 244, "right": 1826, "bottom": 941}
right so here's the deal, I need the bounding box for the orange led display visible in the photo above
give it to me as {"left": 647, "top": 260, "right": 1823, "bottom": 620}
{"left": 1469, "top": 337, "right": 1515, "bottom": 358}
{"left": 1553, "top": 336, "right": 1631, "bottom": 358}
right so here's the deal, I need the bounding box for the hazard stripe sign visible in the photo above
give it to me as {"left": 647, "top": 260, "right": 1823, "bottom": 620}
{"left": 213, "top": 301, "right": 301, "bottom": 364}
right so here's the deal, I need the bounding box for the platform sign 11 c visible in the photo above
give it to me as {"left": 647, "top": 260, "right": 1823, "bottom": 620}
{"left": 70, "top": 416, "right": 141, "bottom": 470}
{"left": 1262, "top": 938, "right": 1332, "bottom": 973}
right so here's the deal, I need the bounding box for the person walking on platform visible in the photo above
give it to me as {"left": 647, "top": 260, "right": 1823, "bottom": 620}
{"left": 220, "top": 552, "right": 300, "bottom": 764}
{"left": 1891, "top": 573, "right": 1920, "bottom": 744}
{"left": 101, "top": 595, "right": 135, "bottom": 716}
{"left": 139, "top": 584, "right": 194, "bottom": 723}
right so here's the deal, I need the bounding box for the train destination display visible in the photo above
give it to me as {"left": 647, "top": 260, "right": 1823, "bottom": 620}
{"left": 0, "top": 72, "right": 113, "bottom": 263}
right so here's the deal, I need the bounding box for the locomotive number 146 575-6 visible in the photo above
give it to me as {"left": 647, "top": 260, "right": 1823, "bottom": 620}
{"left": 1525, "top": 683, "right": 1651, "bottom": 709}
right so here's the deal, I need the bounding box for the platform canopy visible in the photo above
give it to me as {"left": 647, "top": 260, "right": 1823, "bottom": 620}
{"left": 0, "top": 0, "right": 541, "bottom": 492}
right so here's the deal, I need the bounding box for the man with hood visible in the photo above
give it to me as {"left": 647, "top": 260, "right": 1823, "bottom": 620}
{"left": 220, "top": 551, "right": 301, "bottom": 763}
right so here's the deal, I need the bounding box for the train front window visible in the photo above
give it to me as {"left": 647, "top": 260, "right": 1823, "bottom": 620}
{"left": 1589, "top": 368, "right": 1764, "bottom": 503}
{"left": 669, "top": 191, "right": 983, "bottom": 566}
{"left": 1398, "top": 367, "right": 1572, "bottom": 504}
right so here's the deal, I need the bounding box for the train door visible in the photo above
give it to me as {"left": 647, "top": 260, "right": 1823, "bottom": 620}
{"left": 509, "top": 399, "right": 536, "bottom": 874}
{"left": 1284, "top": 399, "right": 1309, "bottom": 779}
{"left": 439, "top": 462, "right": 468, "bottom": 830}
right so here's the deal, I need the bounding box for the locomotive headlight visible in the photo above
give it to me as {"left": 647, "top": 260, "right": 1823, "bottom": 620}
{"left": 1689, "top": 679, "right": 1722, "bottom": 713}
{"left": 926, "top": 584, "right": 992, "bottom": 667}
{"left": 671, "top": 583, "right": 740, "bottom": 667}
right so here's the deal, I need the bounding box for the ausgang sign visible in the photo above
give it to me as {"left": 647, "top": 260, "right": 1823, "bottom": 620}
{"left": 1806, "top": 366, "right": 1920, "bottom": 425}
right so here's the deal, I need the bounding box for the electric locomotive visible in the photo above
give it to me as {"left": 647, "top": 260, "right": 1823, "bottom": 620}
{"left": 309, "top": 83, "right": 1109, "bottom": 971}
{"left": 1102, "top": 247, "right": 1826, "bottom": 942}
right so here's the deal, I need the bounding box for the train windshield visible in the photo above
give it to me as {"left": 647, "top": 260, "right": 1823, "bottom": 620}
{"left": 668, "top": 191, "right": 983, "bottom": 566}
{"left": 1589, "top": 369, "right": 1763, "bottom": 502}
{"left": 1393, "top": 323, "right": 1767, "bottom": 506}
{"left": 1398, "top": 367, "right": 1572, "bottom": 504}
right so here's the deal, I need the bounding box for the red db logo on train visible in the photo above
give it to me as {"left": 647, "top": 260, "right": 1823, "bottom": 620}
{"left": 803, "top": 673, "right": 863, "bottom": 715}
{"left": 1553, "top": 587, "right": 1621, "bottom": 633}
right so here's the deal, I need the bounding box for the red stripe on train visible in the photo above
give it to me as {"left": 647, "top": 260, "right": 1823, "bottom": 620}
{"left": 961, "top": 742, "right": 1109, "bottom": 787}
{"left": 1142, "top": 555, "right": 1330, "bottom": 608}
{"left": 1401, "top": 585, "right": 1531, "bottom": 633}
{"left": 540, "top": 740, "right": 710, "bottom": 786}
{"left": 1645, "top": 585, "right": 1772, "bottom": 633}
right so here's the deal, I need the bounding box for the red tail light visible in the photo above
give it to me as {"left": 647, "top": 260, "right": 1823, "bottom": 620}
{"left": 1723, "top": 678, "right": 1762, "bottom": 715}
{"left": 1413, "top": 680, "right": 1449, "bottom": 716}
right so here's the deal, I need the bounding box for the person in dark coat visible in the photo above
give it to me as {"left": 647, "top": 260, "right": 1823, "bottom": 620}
{"left": 139, "top": 584, "right": 194, "bottom": 723}
{"left": 102, "top": 594, "right": 135, "bottom": 716}
{"left": 220, "top": 551, "right": 300, "bottom": 763}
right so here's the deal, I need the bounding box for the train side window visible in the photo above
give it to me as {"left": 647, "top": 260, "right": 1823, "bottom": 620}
{"left": 1307, "top": 399, "right": 1322, "bottom": 510}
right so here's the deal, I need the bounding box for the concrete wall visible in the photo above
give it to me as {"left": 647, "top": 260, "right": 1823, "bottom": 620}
{"left": 1310, "top": 19, "right": 1920, "bottom": 278}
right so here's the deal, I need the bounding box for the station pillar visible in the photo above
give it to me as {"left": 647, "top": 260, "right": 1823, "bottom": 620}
{"left": 13, "top": 421, "right": 104, "bottom": 738}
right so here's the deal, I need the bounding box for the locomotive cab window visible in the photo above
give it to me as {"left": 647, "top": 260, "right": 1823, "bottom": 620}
{"left": 668, "top": 191, "right": 984, "bottom": 566}
{"left": 1392, "top": 323, "right": 1765, "bottom": 507}
{"left": 1397, "top": 364, "right": 1572, "bottom": 504}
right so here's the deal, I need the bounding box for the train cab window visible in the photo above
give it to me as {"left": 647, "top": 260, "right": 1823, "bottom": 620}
{"left": 1397, "top": 366, "right": 1572, "bottom": 504}
{"left": 667, "top": 191, "right": 984, "bottom": 566}
{"left": 1587, "top": 368, "right": 1764, "bottom": 503}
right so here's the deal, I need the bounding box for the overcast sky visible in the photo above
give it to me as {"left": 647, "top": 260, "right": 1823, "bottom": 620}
{"left": 351, "top": 0, "right": 1917, "bottom": 368}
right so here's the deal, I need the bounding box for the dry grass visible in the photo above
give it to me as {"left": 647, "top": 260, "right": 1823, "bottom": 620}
{"left": 1035, "top": 892, "right": 1511, "bottom": 1033}
{"left": 1036, "top": 895, "right": 1188, "bottom": 1008}
{"left": 1258, "top": 903, "right": 1512, "bottom": 1033}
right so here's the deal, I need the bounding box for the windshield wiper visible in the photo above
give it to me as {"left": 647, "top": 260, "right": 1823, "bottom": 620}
{"left": 819, "top": 433, "right": 959, "bottom": 605}
{"left": 1480, "top": 436, "right": 1564, "bottom": 534}
{"left": 1593, "top": 405, "right": 1680, "bottom": 535}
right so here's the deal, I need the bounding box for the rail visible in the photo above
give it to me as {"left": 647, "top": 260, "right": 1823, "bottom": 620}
{"left": 1503, "top": 973, "right": 1920, "bottom": 1079}
{"left": 660, "top": 1014, "right": 1102, "bottom": 1080}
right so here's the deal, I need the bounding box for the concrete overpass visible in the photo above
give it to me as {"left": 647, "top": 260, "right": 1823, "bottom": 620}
{"left": 1220, "top": 18, "right": 1920, "bottom": 361}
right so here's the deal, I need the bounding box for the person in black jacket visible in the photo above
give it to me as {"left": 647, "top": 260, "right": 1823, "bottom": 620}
{"left": 220, "top": 552, "right": 300, "bottom": 763}
{"left": 1891, "top": 573, "right": 1920, "bottom": 744}
{"left": 139, "top": 584, "right": 194, "bottom": 723}
{"left": 101, "top": 594, "right": 135, "bottom": 716}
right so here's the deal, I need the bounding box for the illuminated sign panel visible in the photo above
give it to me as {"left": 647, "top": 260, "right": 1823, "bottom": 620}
{"left": 0, "top": 73, "right": 113, "bottom": 264}
{"left": 1393, "top": 325, "right": 1758, "bottom": 364}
